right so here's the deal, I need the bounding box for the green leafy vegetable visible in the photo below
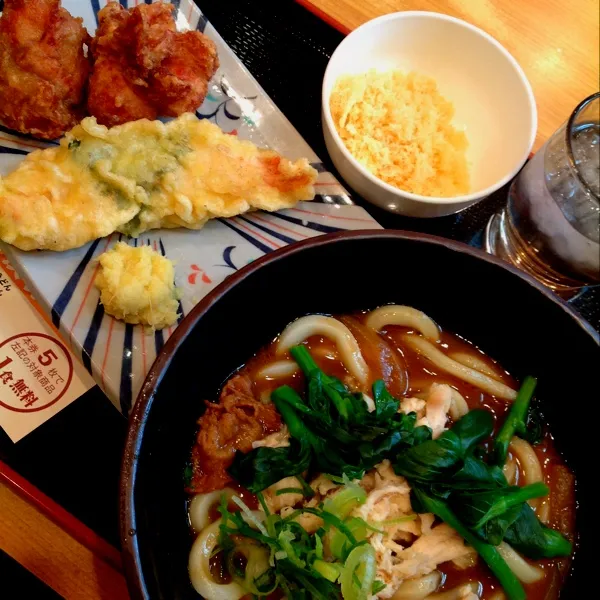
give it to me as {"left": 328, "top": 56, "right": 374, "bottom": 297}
{"left": 504, "top": 503, "right": 573, "bottom": 559}
{"left": 412, "top": 487, "right": 526, "bottom": 600}
{"left": 230, "top": 345, "right": 430, "bottom": 491}
{"left": 493, "top": 376, "right": 537, "bottom": 465}
{"left": 393, "top": 408, "right": 572, "bottom": 553}
{"left": 453, "top": 482, "right": 549, "bottom": 545}
{"left": 393, "top": 410, "right": 494, "bottom": 483}
{"left": 520, "top": 404, "right": 544, "bottom": 445}
{"left": 229, "top": 438, "right": 312, "bottom": 493}
{"left": 470, "top": 483, "right": 549, "bottom": 530}
{"left": 372, "top": 380, "right": 400, "bottom": 420}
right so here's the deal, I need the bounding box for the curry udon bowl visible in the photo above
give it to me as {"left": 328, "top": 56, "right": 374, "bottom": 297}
{"left": 120, "top": 230, "right": 598, "bottom": 600}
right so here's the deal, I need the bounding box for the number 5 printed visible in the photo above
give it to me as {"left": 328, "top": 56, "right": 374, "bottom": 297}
{"left": 38, "top": 349, "right": 58, "bottom": 366}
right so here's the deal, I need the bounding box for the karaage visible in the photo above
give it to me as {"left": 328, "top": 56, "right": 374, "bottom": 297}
{"left": 88, "top": 2, "right": 219, "bottom": 127}
{"left": 0, "top": 0, "right": 90, "bottom": 140}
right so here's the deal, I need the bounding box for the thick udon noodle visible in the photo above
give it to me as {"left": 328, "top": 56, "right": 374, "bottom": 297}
{"left": 187, "top": 305, "right": 574, "bottom": 600}
{"left": 276, "top": 315, "right": 370, "bottom": 384}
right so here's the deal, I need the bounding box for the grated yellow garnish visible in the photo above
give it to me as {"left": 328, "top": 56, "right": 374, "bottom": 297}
{"left": 330, "top": 70, "right": 469, "bottom": 197}
{"left": 95, "top": 242, "right": 180, "bottom": 330}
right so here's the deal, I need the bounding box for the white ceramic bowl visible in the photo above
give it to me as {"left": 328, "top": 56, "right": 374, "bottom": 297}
{"left": 322, "top": 11, "right": 537, "bottom": 218}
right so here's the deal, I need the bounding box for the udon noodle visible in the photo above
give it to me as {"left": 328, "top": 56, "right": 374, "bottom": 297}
{"left": 277, "top": 315, "right": 370, "bottom": 384}
{"left": 185, "top": 305, "right": 576, "bottom": 600}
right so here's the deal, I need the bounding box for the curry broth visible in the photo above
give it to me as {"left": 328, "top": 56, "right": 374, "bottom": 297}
{"left": 191, "top": 311, "right": 575, "bottom": 599}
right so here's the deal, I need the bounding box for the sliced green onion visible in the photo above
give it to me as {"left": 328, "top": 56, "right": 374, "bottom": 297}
{"left": 340, "top": 544, "right": 377, "bottom": 600}
{"left": 264, "top": 513, "right": 281, "bottom": 539}
{"left": 277, "top": 530, "right": 305, "bottom": 568}
{"left": 323, "top": 473, "right": 346, "bottom": 485}
{"left": 301, "top": 507, "right": 358, "bottom": 546}
{"left": 253, "top": 568, "right": 277, "bottom": 594}
{"left": 296, "top": 473, "right": 316, "bottom": 498}
{"left": 313, "top": 559, "right": 342, "bottom": 582}
{"left": 329, "top": 517, "right": 368, "bottom": 560}
{"left": 315, "top": 534, "right": 324, "bottom": 559}
{"left": 232, "top": 496, "right": 268, "bottom": 536}
{"left": 372, "top": 514, "right": 418, "bottom": 528}
{"left": 323, "top": 482, "right": 367, "bottom": 520}
{"left": 363, "top": 522, "right": 385, "bottom": 535}
{"left": 256, "top": 491, "right": 270, "bottom": 516}
{"left": 275, "top": 487, "right": 305, "bottom": 496}
{"left": 228, "top": 543, "right": 275, "bottom": 595}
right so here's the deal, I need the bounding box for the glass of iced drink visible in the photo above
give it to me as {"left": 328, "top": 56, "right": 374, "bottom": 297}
{"left": 485, "top": 92, "right": 599, "bottom": 297}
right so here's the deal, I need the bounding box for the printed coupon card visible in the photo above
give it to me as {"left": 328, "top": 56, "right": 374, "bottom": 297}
{"left": 0, "top": 253, "right": 94, "bottom": 442}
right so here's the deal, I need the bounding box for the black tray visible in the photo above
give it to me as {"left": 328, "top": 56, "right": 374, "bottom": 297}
{"left": 0, "top": 0, "right": 597, "bottom": 553}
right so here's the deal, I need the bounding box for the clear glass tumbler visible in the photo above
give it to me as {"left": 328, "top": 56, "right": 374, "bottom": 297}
{"left": 485, "top": 92, "right": 599, "bottom": 296}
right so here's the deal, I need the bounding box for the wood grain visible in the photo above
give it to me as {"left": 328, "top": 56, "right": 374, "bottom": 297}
{"left": 0, "top": 480, "right": 129, "bottom": 599}
{"left": 299, "top": 0, "right": 600, "bottom": 151}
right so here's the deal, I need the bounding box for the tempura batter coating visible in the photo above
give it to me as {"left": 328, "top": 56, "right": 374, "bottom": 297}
{"left": 0, "top": 0, "right": 90, "bottom": 139}
{"left": 0, "top": 113, "right": 318, "bottom": 251}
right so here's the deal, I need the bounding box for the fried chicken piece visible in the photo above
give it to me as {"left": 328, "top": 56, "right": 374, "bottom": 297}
{"left": 88, "top": 2, "right": 219, "bottom": 127}
{"left": 0, "top": 0, "right": 89, "bottom": 139}
{"left": 150, "top": 32, "right": 219, "bottom": 116}
{"left": 126, "top": 1, "right": 177, "bottom": 74}
{"left": 87, "top": 55, "right": 157, "bottom": 126}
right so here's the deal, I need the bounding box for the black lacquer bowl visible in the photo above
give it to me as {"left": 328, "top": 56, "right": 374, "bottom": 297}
{"left": 120, "top": 230, "right": 598, "bottom": 599}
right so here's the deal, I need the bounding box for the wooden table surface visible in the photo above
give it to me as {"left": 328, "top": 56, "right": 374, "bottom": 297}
{"left": 1, "top": 1, "right": 597, "bottom": 597}
{"left": 0, "top": 462, "right": 128, "bottom": 599}
{"left": 299, "top": 0, "right": 600, "bottom": 151}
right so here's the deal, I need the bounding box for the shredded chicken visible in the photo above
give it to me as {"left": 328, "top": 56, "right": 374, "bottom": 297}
{"left": 401, "top": 383, "right": 453, "bottom": 439}
{"left": 354, "top": 461, "right": 412, "bottom": 525}
{"left": 310, "top": 473, "right": 343, "bottom": 497}
{"left": 420, "top": 512, "right": 435, "bottom": 536}
{"left": 345, "top": 461, "right": 441, "bottom": 598}
{"left": 270, "top": 477, "right": 325, "bottom": 533}
{"left": 395, "top": 523, "right": 476, "bottom": 580}
{"left": 252, "top": 425, "right": 290, "bottom": 449}
{"left": 280, "top": 503, "right": 323, "bottom": 534}
{"left": 263, "top": 476, "right": 303, "bottom": 513}
{"left": 258, "top": 459, "right": 476, "bottom": 599}
{"left": 399, "top": 396, "right": 426, "bottom": 418}
{"left": 420, "top": 383, "right": 453, "bottom": 438}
